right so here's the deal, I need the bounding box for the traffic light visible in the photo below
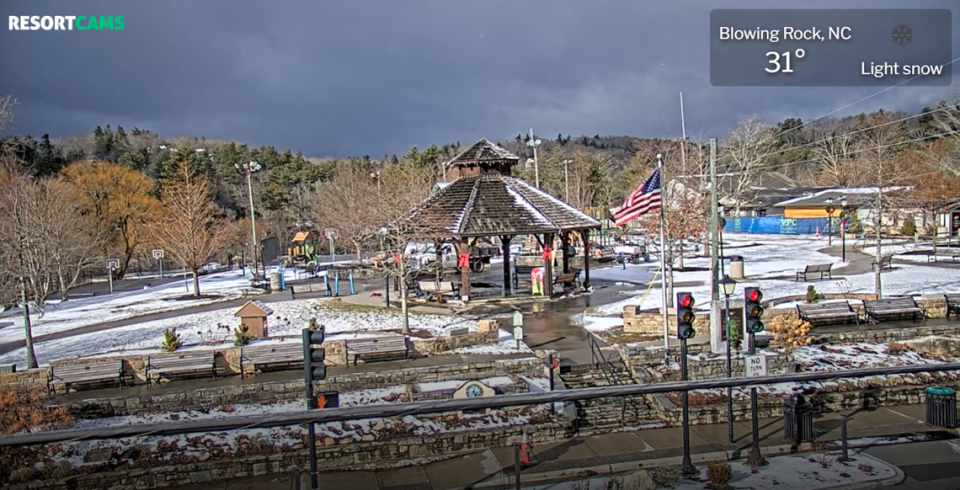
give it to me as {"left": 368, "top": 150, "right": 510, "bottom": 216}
{"left": 744, "top": 287, "right": 764, "bottom": 333}
{"left": 675, "top": 292, "right": 696, "bottom": 340}
{"left": 303, "top": 327, "right": 327, "bottom": 409}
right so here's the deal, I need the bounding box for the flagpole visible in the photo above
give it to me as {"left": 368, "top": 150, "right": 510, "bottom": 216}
{"left": 657, "top": 153, "right": 670, "bottom": 355}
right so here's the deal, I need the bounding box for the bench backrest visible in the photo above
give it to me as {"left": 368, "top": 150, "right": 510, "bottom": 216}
{"left": 865, "top": 297, "right": 917, "bottom": 309}
{"left": 798, "top": 302, "right": 852, "bottom": 313}
{"left": 52, "top": 361, "right": 121, "bottom": 381}
{"left": 242, "top": 343, "right": 303, "bottom": 360}
{"left": 805, "top": 264, "right": 832, "bottom": 272}
{"left": 345, "top": 336, "right": 406, "bottom": 352}
{"left": 149, "top": 351, "right": 214, "bottom": 368}
{"left": 420, "top": 281, "right": 456, "bottom": 292}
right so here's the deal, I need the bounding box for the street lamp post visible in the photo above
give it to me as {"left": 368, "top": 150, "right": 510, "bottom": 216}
{"left": 719, "top": 274, "right": 737, "bottom": 444}
{"left": 825, "top": 198, "right": 836, "bottom": 247}
{"left": 235, "top": 161, "right": 263, "bottom": 279}
{"left": 562, "top": 159, "right": 572, "bottom": 201}
{"left": 840, "top": 197, "right": 848, "bottom": 262}
{"left": 526, "top": 128, "right": 542, "bottom": 188}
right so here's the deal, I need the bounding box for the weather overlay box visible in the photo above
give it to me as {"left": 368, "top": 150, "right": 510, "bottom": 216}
{"left": 710, "top": 9, "right": 953, "bottom": 86}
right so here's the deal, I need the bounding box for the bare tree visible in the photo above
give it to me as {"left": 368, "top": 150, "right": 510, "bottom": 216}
{"left": 44, "top": 179, "right": 102, "bottom": 300}
{"left": 307, "top": 160, "right": 381, "bottom": 259}
{"left": 149, "top": 162, "right": 228, "bottom": 297}
{"left": 0, "top": 158, "right": 38, "bottom": 368}
{"left": 812, "top": 130, "right": 858, "bottom": 187}
{"left": 0, "top": 95, "right": 16, "bottom": 132}
{"left": 721, "top": 114, "right": 777, "bottom": 215}
{"left": 372, "top": 220, "right": 439, "bottom": 334}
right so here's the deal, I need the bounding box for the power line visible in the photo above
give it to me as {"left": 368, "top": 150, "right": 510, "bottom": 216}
{"left": 2, "top": 361, "right": 959, "bottom": 448}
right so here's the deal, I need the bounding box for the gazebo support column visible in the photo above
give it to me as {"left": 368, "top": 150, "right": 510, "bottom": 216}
{"left": 582, "top": 229, "right": 591, "bottom": 289}
{"left": 561, "top": 231, "right": 571, "bottom": 274}
{"left": 500, "top": 235, "right": 514, "bottom": 297}
{"left": 456, "top": 239, "right": 471, "bottom": 301}
{"left": 543, "top": 233, "right": 555, "bottom": 297}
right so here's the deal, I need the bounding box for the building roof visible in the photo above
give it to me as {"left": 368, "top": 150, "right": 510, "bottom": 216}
{"left": 773, "top": 188, "right": 889, "bottom": 207}
{"left": 445, "top": 138, "right": 519, "bottom": 168}
{"left": 235, "top": 300, "right": 274, "bottom": 318}
{"left": 406, "top": 174, "right": 601, "bottom": 237}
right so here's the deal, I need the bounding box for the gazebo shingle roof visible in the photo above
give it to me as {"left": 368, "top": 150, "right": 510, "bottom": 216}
{"left": 407, "top": 175, "right": 601, "bottom": 237}
{"left": 445, "top": 138, "right": 519, "bottom": 168}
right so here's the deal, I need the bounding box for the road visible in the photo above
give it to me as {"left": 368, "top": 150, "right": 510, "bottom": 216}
{"left": 866, "top": 439, "right": 960, "bottom": 489}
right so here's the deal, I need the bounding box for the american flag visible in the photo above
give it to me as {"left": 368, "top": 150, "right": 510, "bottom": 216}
{"left": 614, "top": 168, "right": 662, "bottom": 226}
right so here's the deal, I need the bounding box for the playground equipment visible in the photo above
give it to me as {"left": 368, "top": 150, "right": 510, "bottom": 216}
{"left": 290, "top": 232, "right": 322, "bottom": 267}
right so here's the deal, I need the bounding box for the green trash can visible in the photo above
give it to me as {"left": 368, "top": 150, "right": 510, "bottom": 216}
{"left": 925, "top": 386, "right": 957, "bottom": 428}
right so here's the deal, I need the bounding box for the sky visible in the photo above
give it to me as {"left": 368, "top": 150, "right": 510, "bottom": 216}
{"left": 0, "top": 0, "right": 958, "bottom": 158}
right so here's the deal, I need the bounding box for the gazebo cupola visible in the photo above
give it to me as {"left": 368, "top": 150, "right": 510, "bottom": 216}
{"left": 445, "top": 138, "right": 519, "bottom": 178}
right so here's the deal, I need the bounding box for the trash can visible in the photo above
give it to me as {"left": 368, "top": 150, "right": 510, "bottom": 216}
{"left": 728, "top": 255, "right": 745, "bottom": 280}
{"left": 269, "top": 272, "right": 283, "bottom": 292}
{"left": 784, "top": 394, "right": 815, "bottom": 443}
{"left": 925, "top": 386, "right": 958, "bottom": 428}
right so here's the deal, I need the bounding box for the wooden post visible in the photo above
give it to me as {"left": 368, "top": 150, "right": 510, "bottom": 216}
{"left": 457, "top": 239, "right": 471, "bottom": 301}
{"left": 501, "top": 235, "right": 513, "bottom": 297}
{"left": 561, "top": 231, "right": 571, "bottom": 274}
{"left": 583, "top": 229, "right": 591, "bottom": 289}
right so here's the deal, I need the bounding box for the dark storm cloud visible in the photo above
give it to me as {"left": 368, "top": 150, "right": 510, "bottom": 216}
{"left": 0, "top": 0, "right": 957, "bottom": 157}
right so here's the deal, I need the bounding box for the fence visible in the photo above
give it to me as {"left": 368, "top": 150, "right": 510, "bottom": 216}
{"left": 723, "top": 217, "right": 839, "bottom": 235}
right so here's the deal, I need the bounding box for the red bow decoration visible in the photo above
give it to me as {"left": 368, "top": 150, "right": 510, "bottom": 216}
{"left": 541, "top": 247, "right": 553, "bottom": 261}
{"left": 458, "top": 254, "right": 470, "bottom": 268}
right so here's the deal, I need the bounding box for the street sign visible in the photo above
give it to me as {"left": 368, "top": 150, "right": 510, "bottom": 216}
{"left": 324, "top": 228, "right": 338, "bottom": 240}
{"left": 106, "top": 259, "right": 120, "bottom": 270}
{"left": 152, "top": 249, "right": 164, "bottom": 260}
{"left": 512, "top": 311, "right": 523, "bottom": 327}
{"left": 744, "top": 354, "right": 767, "bottom": 377}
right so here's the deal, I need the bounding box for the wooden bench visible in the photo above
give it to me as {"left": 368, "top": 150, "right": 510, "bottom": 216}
{"left": 419, "top": 280, "right": 461, "bottom": 298}
{"left": 945, "top": 294, "right": 960, "bottom": 320}
{"left": 553, "top": 268, "right": 583, "bottom": 290}
{"left": 345, "top": 336, "right": 408, "bottom": 365}
{"left": 241, "top": 342, "right": 303, "bottom": 376}
{"left": 49, "top": 360, "right": 124, "bottom": 394}
{"left": 872, "top": 254, "right": 894, "bottom": 270}
{"left": 796, "top": 263, "right": 833, "bottom": 281}
{"left": 147, "top": 351, "right": 216, "bottom": 383}
{"left": 405, "top": 280, "right": 427, "bottom": 298}
{"left": 927, "top": 249, "right": 960, "bottom": 262}
{"left": 863, "top": 297, "right": 924, "bottom": 323}
{"left": 797, "top": 301, "right": 859, "bottom": 327}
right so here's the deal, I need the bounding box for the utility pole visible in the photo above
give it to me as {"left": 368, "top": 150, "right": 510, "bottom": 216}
{"left": 709, "top": 138, "right": 719, "bottom": 303}
{"left": 527, "top": 128, "right": 542, "bottom": 188}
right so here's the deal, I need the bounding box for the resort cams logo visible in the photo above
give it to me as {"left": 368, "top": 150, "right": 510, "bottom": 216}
{"left": 8, "top": 15, "right": 125, "bottom": 31}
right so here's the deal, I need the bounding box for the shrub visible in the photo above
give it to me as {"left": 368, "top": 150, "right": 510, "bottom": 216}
{"left": 161, "top": 328, "right": 181, "bottom": 352}
{"left": 307, "top": 317, "right": 320, "bottom": 331}
{"left": 234, "top": 323, "right": 253, "bottom": 347}
{"left": 727, "top": 316, "right": 743, "bottom": 350}
{"left": 707, "top": 460, "right": 733, "bottom": 488}
{"left": 847, "top": 213, "right": 863, "bottom": 234}
{"left": 806, "top": 285, "right": 821, "bottom": 303}
{"left": 901, "top": 218, "right": 917, "bottom": 236}
{"left": 767, "top": 316, "right": 812, "bottom": 352}
{"left": 857, "top": 463, "right": 874, "bottom": 473}
{"left": 886, "top": 342, "right": 911, "bottom": 355}
{"left": 653, "top": 465, "right": 682, "bottom": 488}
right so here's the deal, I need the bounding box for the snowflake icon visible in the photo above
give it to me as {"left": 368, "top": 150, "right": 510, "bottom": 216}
{"left": 891, "top": 24, "right": 912, "bottom": 46}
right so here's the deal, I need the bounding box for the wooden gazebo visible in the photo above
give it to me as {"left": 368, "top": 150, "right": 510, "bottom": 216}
{"left": 405, "top": 138, "right": 601, "bottom": 300}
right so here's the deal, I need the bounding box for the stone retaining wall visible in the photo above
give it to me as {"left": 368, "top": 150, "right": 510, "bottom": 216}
{"left": 4, "top": 420, "right": 571, "bottom": 490}
{"left": 0, "top": 368, "right": 47, "bottom": 391}
{"left": 63, "top": 356, "right": 548, "bottom": 418}
{"left": 623, "top": 306, "right": 711, "bottom": 335}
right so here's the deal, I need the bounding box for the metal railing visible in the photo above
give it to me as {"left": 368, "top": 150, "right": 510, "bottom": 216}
{"left": 5, "top": 362, "right": 960, "bottom": 448}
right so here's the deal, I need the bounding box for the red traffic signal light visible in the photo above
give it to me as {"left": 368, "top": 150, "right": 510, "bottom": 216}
{"left": 748, "top": 289, "right": 762, "bottom": 302}
{"left": 680, "top": 294, "right": 694, "bottom": 308}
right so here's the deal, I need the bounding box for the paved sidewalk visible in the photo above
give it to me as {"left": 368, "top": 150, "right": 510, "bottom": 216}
{"left": 170, "top": 404, "right": 950, "bottom": 490}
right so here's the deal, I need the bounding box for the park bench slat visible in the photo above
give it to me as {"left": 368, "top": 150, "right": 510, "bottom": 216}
{"left": 796, "top": 263, "right": 833, "bottom": 281}
{"left": 863, "top": 297, "right": 923, "bottom": 323}
{"left": 797, "top": 301, "right": 858, "bottom": 326}
{"left": 49, "top": 360, "right": 124, "bottom": 392}
{"left": 241, "top": 343, "right": 303, "bottom": 376}
{"left": 345, "top": 335, "right": 408, "bottom": 365}
{"left": 147, "top": 351, "right": 216, "bottom": 383}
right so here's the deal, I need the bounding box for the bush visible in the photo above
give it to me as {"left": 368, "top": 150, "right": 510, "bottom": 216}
{"left": 707, "top": 460, "right": 733, "bottom": 488}
{"left": 727, "top": 316, "right": 743, "bottom": 350}
{"left": 847, "top": 213, "right": 863, "bottom": 234}
{"left": 901, "top": 218, "right": 917, "bottom": 236}
{"left": 886, "top": 342, "right": 911, "bottom": 355}
{"left": 0, "top": 389, "right": 75, "bottom": 484}
{"left": 161, "top": 328, "right": 181, "bottom": 352}
{"left": 307, "top": 318, "right": 320, "bottom": 331}
{"left": 234, "top": 323, "right": 253, "bottom": 347}
{"left": 652, "top": 465, "right": 682, "bottom": 488}
{"left": 767, "top": 316, "right": 812, "bottom": 352}
{"left": 805, "top": 285, "right": 821, "bottom": 303}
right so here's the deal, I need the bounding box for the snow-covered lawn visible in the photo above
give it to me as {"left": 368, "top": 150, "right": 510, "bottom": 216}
{"left": 582, "top": 233, "right": 960, "bottom": 328}
{"left": 0, "top": 272, "right": 262, "bottom": 345}
{"left": 0, "top": 298, "right": 480, "bottom": 367}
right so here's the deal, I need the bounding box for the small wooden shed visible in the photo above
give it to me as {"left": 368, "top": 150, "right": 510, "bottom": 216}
{"left": 234, "top": 300, "right": 274, "bottom": 338}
